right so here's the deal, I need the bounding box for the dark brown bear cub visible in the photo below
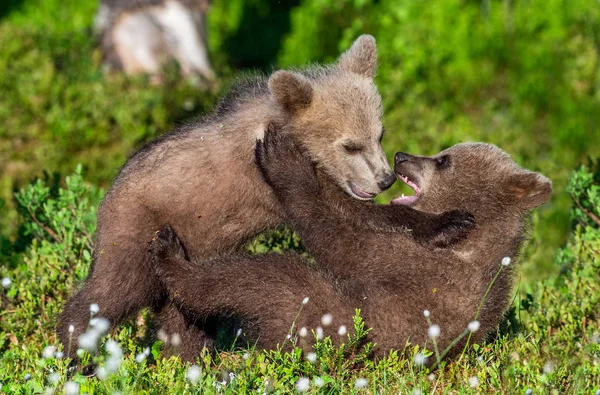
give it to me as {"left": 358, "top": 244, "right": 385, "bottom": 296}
{"left": 149, "top": 129, "right": 551, "bottom": 359}
{"left": 59, "top": 36, "right": 472, "bottom": 360}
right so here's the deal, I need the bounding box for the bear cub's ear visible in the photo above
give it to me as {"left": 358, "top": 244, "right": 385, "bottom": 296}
{"left": 337, "top": 34, "right": 377, "bottom": 78}
{"left": 268, "top": 71, "right": 313, "bottom": 113}
{"left": 507, "top": 171, "right": 552, "bottom": 210}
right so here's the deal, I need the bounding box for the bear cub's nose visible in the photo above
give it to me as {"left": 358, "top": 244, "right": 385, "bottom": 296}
{"left": 394, "top": 152, "right": 411, "bottom": 164}
{"left": 378, "top": 172, "right": 397, "bottom": 191}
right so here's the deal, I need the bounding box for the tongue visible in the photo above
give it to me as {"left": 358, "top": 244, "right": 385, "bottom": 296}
{"left": 390, "top": 194, "right": 418, "bottom": 205}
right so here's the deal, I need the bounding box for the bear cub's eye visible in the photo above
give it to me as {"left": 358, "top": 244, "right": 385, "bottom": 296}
{"left": 436, "top": 155, "right": 451, "bottom": 169}
{"left": 343, "top": 143, "right": 363, "bottom": 154}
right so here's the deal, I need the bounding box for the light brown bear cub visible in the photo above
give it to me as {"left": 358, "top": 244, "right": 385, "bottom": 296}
{"left": 149, "top": 129, "right": 551, "bottom": 359}
{"left": 59, "top": 36, "right": 470, "bottom": 360}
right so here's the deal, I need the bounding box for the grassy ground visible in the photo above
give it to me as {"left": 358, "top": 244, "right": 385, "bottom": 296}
{"left": 1, "top": 0, "right": 600, "bottom": 393}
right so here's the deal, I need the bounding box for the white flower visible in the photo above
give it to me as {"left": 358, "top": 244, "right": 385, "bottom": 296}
{"left": 468, "top": 321, "right": 480, "bottom": 332}
{"left": 296, "top": 377, "right": 310, "bottom": 392}
{"left": 135, "top": 349, "right": 148, "bottom": 363}
{"left": 315, "top": 327, "right": 324, "bottom": 340}
{"left": 298, "top": 327, "right": 308, "bottom": 337}
{"left": 543, "top": 361, "right": 554, "bottom": 374}
{"left": 43, "top": 346, "right": 56, "bottom": 359}
{"left": 1, "top": 277, "right": 11, "bottom": 288}
{"left": 157, "top": 329, "right": 168, "bottom": 342}
{"left": 501, "top": 256, "right": 511, "bottom": 266}
{"left": 105, "top": 340, "right": 122, "bottom": 357}
{"left": 428, "top": 325, "right": 440, "bottom": 338}
{"left": 64, "top": 381, "right": 80, "bottom": 395}
{"left": 313, "top": 377, "right": 324, "bottom": 387}
{"left": 428, "top": 373, "right": 435, "bottom": 381}
{"left": 44, "top": 389, "right": 55, "bottom": 395}
{"left": 89, "top": 304, "right": 99, "bottom": 315}
{"left": 354, "top": 378, "right": 368, "bottom": 389}
{"left": 302, "top": 297, "right": 309, "bottom": 305}
{"left": 76, "top": 349, "right": 84, "bottom": 358}
{"left": 48, "top": 372, "right": 60, "bottom": 385}
{"left": 595, "top": 389, "right": 600, "bottom": 395}
{"left": 78, "top": 331, "right": 99, "bottom": 351}
{"left": 413, "top": 352, "right": 428, "bottom": 366}
{"left": 423, "top": 310, "right": 430, "bottom": 318}
{"left": 306, "top": 352, "right": 317, "bottom": 363}
{"left": 243, "top": 352, "right": 249, "bottom": 360}
{"left": 468, "top": 376, "right": 479, "bottom": 388}
{"left": 24, "top": 373, "right": 31, "bottom": 381}
{"left": 236, "top": 328, "right": 242, "bottom": 337}
{"left": 96, "top": 367, "right": 108, "bottom": 381}
{"left": 90, "top": 318, "right": 110, "bottom": 334}
{"left": 55, "top": 351, "right": 64, "bottom": 359}
{"left": 171, "top": 333, "right": 181, "bottom": 346}
{"left": 337, "top": 325, "right": 347, "bottom": 336}
{"left": 525, "top": 389, "right": 532, "bottom": 395}
{"left": 185, "top": 365, "right": 201, "bottom": 384}
{"left": 68, "top": 325, "right": 75, "bottom": 333}
{"left": 413, "top": 390, "right": 422, "bottom": 395}
{"left": 321, "top": 313, "right": 333, "bottom": 326}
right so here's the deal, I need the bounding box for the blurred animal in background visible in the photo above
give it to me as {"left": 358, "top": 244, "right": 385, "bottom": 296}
{"left": 94, "top": 0, "right": 215, "bottom": 82}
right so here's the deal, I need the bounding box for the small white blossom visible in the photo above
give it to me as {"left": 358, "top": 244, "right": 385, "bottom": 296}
{"left": 64, "top": 381, "right": 80, "bottom": 395}
{"left": 43, "top": 346, "right": 56, "bottom": 359}
{"left": 185, "top": 365, "right": 201, "bottom": 384}
{"left": 96, "top": 367, "right": 108, "bottom": 380}
{"left": 315, "top": 327, "right": 324, "bottom": 340}
{"left": 543, "top": 361, "right": 554, "bottom": 374}
{"left": 468, "top": 376, "right": 479, "bottom": 388}
{"left": 105, "top": 340, "right": 122, "bottom": 357}
{"left": 236, "top": 328, "right": 242, "bottom": 337}
{"left": 24, "top": 373, "right": 32, "bottom": 381}
{"left": 428, "top": 325, "right": 440, "bottom": 338}
{"left": 78, "top": 331, "right": 99, "bottom": 351}
{"left": 48, "top": 372, "right": 60, "bottom": 385}
{"left": 354, "top": 378, "right": 368, "bottom": 389}
{"left": 68, "top": 325, "right": 75, "bottom": 333}
{"left": 298, "top": 327, "right": 308, "bottom": 337}
{"left": 413, "top": 390, "right": 422, "bottom": 395}
{"left": 90, "top": 318, "right": 110, "bottom": 334}
{"left": 468, "top": 321, "right": 480, "bottom": 332}
{"left": 171, "top": 333, "right": 182, "bottom": 346}
{"left": 338, "top": 325, "right": 347, "bottom": 336}
{"left": 321, "top": 313, "right": 333, "bottom": 326}
{"left": 595, "top": 389, "right": 600, "bottom": 395}
{"left": 501, "top": 256, "right": 511, "bottom": 266}
{"left": 44, "top": 389, "right": 55, "bottom": 395}
{"left": 55, "top": 351, "right": 64, "bottom": 359}
{"left": 76, "top": 349, "right": 84, "bottom": 358}
{"left": 296, "top": 377, "right": 310, "bottom": 392}
{"left": 135, "top": 348, "right": 148, "bottom": 363}
{"left": 243, "top": 352, "right": 250, "bottom": 360}
{"left": 423, "top": 310, "right": 430, "bottom": 318}
{"left": 89, "top": 304, "right": 100, "bottom": 315}
{"left": 2, "top": 277, "right": 11, "bottom": 288}
{"left": 157, "top": 329, "right": 168, "bottom": 342}
{"left": 306, "top": 352, "right": 317, "bottom": 363}
{"left": 525, "top": 390, "right": 532, "bottom": 395}
{"left": 302, "top": 297, "right": 310, "bottom": 305}
{"left": 413, "top": 352, "right": 428, "bottom": 366}
{"left": 428, "top": 373, "right": 435, "bottom": 381}
{"left": 313, "top": 377, "right": 324, "bottom": 387}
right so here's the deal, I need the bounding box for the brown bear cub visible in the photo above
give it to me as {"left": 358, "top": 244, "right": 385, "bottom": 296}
{"left": 59, "top": 35, "right": 471, "bottom": 360}
{"left": 149, "top": 128, "right": 551, "bottom": 359}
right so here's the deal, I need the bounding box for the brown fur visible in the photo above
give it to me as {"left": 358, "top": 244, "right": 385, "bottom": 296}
{"left": 58, "top": 36, "right": 464, "bottom": 359}
{"left": 149, "top": 129, "right": 551, "bottom": 359}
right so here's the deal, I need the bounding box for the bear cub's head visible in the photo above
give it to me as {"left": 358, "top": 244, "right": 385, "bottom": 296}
{"left": 390, "top": 143, "right": 552, "bottom": 218}
{"left": 267, "top": 35, "right": 395, "bottom": 200}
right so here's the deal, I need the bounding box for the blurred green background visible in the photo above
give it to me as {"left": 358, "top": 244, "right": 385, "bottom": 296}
{"left": 0, "top": 0, "right": 599, "bottom": 281}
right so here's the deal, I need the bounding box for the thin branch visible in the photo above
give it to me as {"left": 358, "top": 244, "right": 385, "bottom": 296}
{"left": 571, "top": 194, "right": 600, "bottom": 227}
{"left": 26, "top": 207, "right": 62, "bottom": 244}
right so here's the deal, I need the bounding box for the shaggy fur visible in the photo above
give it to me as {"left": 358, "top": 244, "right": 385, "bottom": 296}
{"left": 58, "top": 36, "right": 465, "bottom": 360}
{"left": 95, "top": 0, "right": 214, "bottom": 80}
{"left": 149, "top": 128, "right": 551, "bottom": 359}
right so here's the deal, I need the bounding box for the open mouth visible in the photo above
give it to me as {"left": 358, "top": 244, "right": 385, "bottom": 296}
{"left": 390, "top": 172, "right": 421, "bottom": 205}
{"left": 348, "top": 182, "right": 376, "bottom": 200}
